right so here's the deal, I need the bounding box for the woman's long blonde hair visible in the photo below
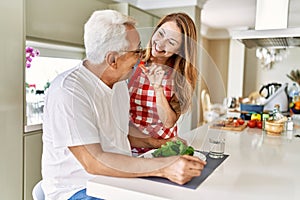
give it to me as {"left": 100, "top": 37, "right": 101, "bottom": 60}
{"left": 144, "top": 13, "right": 198, "bottom": 113}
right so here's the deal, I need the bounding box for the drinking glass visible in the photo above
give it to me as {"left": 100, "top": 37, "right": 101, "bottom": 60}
{"left": 208, "top": 137, "right": 225, "bottom": 159}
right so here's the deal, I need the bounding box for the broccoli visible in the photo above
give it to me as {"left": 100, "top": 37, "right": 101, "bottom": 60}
{"left": 152, "top": 140, "right": 194, "bottom": 157}
{"left": 183, "top": 146, "right": 194, "bottom": 156}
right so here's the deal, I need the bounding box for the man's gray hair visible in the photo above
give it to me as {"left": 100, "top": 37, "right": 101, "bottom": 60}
{"left": 84, "top": 10, "right": 136, "bottom": 64}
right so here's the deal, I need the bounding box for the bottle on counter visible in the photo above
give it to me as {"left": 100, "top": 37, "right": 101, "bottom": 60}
{"left": 289, "top": 83, "right": 299, "bottom": 102}
{"left": 272, "top": 104, "right": 284, "bottom": 121}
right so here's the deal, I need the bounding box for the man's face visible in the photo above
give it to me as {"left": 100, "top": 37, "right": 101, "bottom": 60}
{"left": 116, "top": 25, "right": 141, "bottom": 81}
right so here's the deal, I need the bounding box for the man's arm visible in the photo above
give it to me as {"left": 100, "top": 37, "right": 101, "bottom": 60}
{"left": 68, "top": 143, "right": 206, "bottom": 185}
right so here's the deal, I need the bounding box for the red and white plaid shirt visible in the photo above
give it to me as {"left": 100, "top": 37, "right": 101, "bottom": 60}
{"left": 128, "top": 62, "right": 177, "bottom": 140}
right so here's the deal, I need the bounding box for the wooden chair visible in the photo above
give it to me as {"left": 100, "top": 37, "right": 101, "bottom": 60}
{"left": 200, "top": 89, "right": 212, "bottom": 124}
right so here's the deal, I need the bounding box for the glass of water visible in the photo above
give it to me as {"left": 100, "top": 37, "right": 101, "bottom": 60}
{"left": 208, "top": 137, "right": 225, "bottom": 159}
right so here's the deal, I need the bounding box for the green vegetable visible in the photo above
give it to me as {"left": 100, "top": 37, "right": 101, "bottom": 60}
{"left": 151, "top": 140, "right": 194, "bottom": 157}
{"left": 184, "top": 146, "right": 194, "bottom": 156}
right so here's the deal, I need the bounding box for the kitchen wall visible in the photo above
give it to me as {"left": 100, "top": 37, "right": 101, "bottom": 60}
{"left": 244, "top": 47, "right": 300, "bottom": 97}
{"left": 201, "top": 35, "right": 300, "bottom": 103}
{"left": 200, "top": 37, "right": 229, "bottom": 103}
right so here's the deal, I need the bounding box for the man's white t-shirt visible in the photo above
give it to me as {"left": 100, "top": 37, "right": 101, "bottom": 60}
{"left": 42, "top": 62, "right": 132, "bottom": 200}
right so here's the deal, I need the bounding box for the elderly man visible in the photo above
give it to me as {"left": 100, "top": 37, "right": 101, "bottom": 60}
{"left": 41, "top": 10, "right": 206, "bottom": 200}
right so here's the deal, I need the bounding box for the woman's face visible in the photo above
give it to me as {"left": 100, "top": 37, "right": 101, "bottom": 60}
{"left": 151, "top": 21, "right": 182, "bottom": 60}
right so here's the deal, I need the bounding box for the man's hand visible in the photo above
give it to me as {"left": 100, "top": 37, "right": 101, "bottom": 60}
{"left": 161, "top": 155, "right": 206, "bottom": 185}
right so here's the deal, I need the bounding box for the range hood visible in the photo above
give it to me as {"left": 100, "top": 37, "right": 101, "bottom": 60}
{"left": 232, "top": 0, "right": 300, "bottom": 48}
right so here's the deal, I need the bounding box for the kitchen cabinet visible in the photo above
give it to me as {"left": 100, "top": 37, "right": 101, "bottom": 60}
{"left": 109, "top": 3, "right": 160, "bottom": 48}
{"left": 26, "top": 0, "right": 108, "bottom": 45}
{"left": 23, "top": 132, "right": 43, "bottom": 200}
{"left": 0, "top": 0, "right": 24, "bottom": 199}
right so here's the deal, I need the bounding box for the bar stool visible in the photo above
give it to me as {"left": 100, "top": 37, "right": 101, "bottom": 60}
{"left": 32, "top": 180, "right": 45, "bottom": 200}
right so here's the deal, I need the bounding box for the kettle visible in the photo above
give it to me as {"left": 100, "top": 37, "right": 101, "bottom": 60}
{"left": 259, "top": 82, "right": 282, "bottom": 99}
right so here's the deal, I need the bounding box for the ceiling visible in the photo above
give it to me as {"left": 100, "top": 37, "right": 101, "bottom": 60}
{"left": 201, "top": 0, "right": 256, "bottom": 30}
{"left": 116, "top": 0, "right": 300, "bottom": 39}
{"left": 201, "top": 0, "right": 300, "bottom": 32}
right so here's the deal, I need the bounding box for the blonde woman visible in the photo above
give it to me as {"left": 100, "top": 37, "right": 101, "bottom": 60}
{"left": 128, "top": 13, "right": 198, "bottom": 154}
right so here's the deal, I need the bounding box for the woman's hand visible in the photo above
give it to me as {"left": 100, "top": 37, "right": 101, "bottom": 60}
{"left": 143, "top": 64, "right": 165, "bottom": 87}
{"left": 140, "top": 63, "right": 179, "bottom": 127}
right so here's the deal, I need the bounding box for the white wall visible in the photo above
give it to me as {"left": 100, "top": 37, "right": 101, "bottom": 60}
{"left": 255, "top": 48, "right": 300, "bottom": 88}
{"left": 244, "top": 48, "right": 300, "bottom": 96}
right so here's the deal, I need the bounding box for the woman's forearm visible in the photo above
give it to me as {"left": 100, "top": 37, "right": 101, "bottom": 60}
{"left": 128, "top": 124, "right": 169, "bottom": 148}
{"left": 154, "top": 85, "right": 178, "bottom": 128}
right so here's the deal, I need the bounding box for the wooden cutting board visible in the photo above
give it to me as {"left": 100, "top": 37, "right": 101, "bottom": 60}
{"left": 209, "top": 122, "right": 248, "bottom": 131}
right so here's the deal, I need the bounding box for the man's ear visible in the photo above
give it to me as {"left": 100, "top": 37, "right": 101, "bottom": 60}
{"left": 105, "top": 51, "right": 118, "bottom": 69}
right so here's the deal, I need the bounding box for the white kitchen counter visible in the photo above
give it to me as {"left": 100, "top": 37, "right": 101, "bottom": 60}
{"left": 87, "top": 123, "right": 300, "bottom": 200}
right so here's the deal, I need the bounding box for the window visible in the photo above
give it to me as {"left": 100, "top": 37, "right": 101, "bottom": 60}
{"left": 25, "top": 40, "right": 84, "bottom": 130}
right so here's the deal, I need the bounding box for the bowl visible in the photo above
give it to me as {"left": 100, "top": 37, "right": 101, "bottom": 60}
{"left": 264, "top": 120, "right": 284, "bottom": 136}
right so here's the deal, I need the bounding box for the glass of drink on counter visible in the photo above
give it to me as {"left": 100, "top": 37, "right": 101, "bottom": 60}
{"left": 208, "top": 137, "right": 225, "bottom": 159}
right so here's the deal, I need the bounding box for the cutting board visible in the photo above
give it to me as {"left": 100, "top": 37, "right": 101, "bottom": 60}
{"left": 210, "top": 122, "right": 247, "bottom": 131}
